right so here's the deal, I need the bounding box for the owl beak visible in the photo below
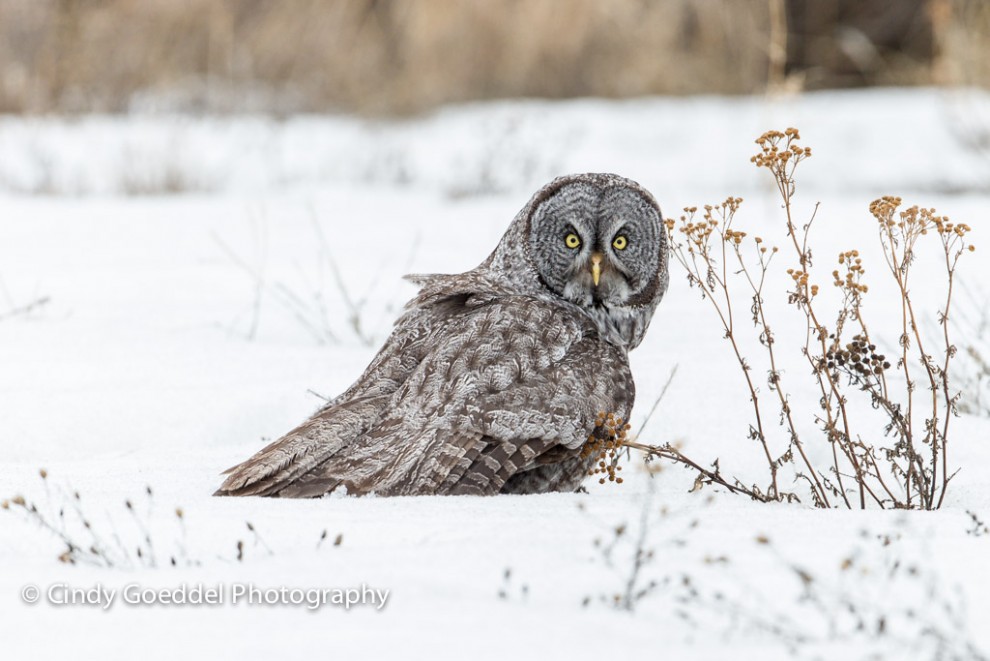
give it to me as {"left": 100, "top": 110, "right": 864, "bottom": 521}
{"left": 590, "top": 252, "right": 603, "bottom": 287}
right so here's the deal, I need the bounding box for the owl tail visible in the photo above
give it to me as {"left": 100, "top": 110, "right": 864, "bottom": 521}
{"left": 213, "top": 395, "right": 386, "bottom": 497}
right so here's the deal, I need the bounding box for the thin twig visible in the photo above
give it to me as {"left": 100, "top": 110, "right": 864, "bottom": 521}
{"left": 623, "top": 440, "right": 773, "bottom": 503}
{"left": 0, "top": 296, "right": 51, "bottom": 322}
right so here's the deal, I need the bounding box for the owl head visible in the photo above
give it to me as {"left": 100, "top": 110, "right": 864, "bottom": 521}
{"left": 483, "top": 173, "right": 668, "bottom": 349}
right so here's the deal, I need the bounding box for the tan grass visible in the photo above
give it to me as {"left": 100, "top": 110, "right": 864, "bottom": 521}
{"left": 1, "top": 0, "right": 773, "bottom": 114}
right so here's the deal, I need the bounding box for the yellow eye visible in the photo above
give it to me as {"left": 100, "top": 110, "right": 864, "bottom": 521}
{"left": 565, "top": 233, "right": 581, "bottom": 249}
{"left": 612, "top": 235, "right": 628, "bottom": 250}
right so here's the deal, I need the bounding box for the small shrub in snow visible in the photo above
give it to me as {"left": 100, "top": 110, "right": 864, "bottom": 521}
{"left": 1, "top": 471, "right": 192, "bottom": 568}
{"left": 1, "top": 469, "right": 338, "bottom": 567}
{"left": 583, "top": 502, "right": 986, "bottom": 659}
{"left": 654, "top": 128, "right": 974, "bottom": 510}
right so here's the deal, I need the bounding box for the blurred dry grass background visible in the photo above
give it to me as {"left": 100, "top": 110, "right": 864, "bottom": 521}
{"left": 0, "top": 0, "right": 985, "bottom": 115}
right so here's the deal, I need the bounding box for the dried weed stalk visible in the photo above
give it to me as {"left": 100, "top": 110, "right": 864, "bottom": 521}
{"left": 1, "top": 470, "right": 193, "bottom": 568}
{"left": 1, "top": 469, "right": 342, "bottom": 567}
{"left": 650, "top": 128, "right": 973, "bottom": 509}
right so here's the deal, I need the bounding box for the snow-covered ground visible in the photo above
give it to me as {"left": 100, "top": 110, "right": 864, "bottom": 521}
{"left": 1, "top": 89, "right": 989, "bottom": 660}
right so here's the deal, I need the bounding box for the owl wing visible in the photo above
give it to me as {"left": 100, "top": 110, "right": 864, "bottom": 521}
{"left": 213, "top": 394, "right": 390, "bottom": 496}
{"left": 216, "top": 293, "right": 633, "bottom": 498}
{"left": 215, "top": 288, "right": 464, "bottom": 497}
{"left": 271, "top": 296, "right": 632, "bottom": 497}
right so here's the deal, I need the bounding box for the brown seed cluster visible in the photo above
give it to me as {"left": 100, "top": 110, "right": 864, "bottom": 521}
{"left": 753, "top": 236, "right": 777, "bottom": 256}
{"left": 869, "top": 195, "right": 901, "bottom": 224}
{"left": 705, "top": 197, "right": 743, "bottom": 218}
{"left": 676, "top": 209, "right": 717, "bottom": 249}
{"left": 871, "top": 196, "right": 974, "bottom": 248}
{"left": 786, "top": 268, "right": 810, "bottom": 287}
{"left": 825, "top": 334, "right": 890, "bottom": 376}
{"left": 670, "top": 199, "right": 746, "bottom": 252}
{"left": 751, "top": 128, "right": 812, "bottom": 170}
{"left": 581, "top": 411, "right": 631, "bottom": 485}
{"left": 725, "top": 229, "right": 747, "bottom": 245}
{"left": 926, "top": 211, "right": 970, "bottom": 238}
{"left": 833, "top": 250, "right": 868, "bottom": 294}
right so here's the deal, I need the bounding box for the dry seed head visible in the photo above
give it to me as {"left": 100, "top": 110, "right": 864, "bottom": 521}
{"left": 583, "top": 411, "right": 628, "bottom": 486}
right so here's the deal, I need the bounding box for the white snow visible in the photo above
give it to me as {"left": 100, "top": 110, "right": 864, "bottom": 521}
{"left": 1, "top": 88, "right": 989, "bottom": 660}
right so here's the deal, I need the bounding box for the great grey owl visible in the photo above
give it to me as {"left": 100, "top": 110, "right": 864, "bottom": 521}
{"left": 215, "top": 173, "right": 668, "bottom": 497}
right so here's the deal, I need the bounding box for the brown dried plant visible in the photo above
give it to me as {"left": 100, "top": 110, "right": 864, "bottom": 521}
{"left": 581, "top": 412, "right": 630, "bottom": 485}
{"left": 585, "top": 408, "right": 776, "bottom": 503}
{"left": 1, "top": 469, "right": 321, "bottom": 566}
{"left": 644, "top": 128, "right": 974, "bottom": 510}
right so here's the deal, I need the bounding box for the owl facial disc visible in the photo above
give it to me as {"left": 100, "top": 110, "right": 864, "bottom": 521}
{"left": 514, "top": 173, "right": 667, "bottom": 348}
